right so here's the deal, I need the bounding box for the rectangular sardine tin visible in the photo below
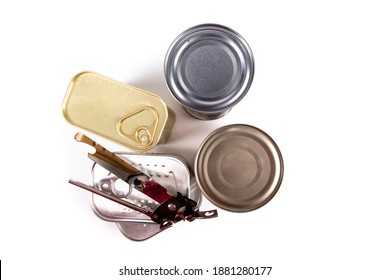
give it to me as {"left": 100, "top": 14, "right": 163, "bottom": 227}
{"left": 90, "top": 153, "right": 201, "bottom": 222}
{"left": 62, "top": 71, "right": 173, "bottom": 151}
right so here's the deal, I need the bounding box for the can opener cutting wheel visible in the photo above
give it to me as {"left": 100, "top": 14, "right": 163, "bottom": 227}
{"left": 69, "top": 132, "right": 218, "bottom": 229}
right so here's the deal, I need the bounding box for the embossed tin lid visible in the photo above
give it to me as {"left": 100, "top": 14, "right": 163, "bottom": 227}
{"left": 195, "top": 124, "right": 283, "bottom": 212}
{"left": 62, "top": 71, "right": 172, "bottom": 151}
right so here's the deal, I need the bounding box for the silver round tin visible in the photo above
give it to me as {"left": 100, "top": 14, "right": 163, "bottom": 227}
{"left": 164, "top": 24, "right": 255, "bottom": 120}
{"left": 195, "top": 124, "right": 283, "bottom": 212}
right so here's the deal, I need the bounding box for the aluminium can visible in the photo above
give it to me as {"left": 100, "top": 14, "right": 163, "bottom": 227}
{"left": 195, "top": 124, "right": 283, "bottom": 212}
{"left": 164, "top": 24, "right": 255, "bottom": 120}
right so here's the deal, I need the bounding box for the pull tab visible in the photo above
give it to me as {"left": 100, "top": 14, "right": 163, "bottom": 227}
{"left": 117, "top": 107, "right": 159, "bottom": 148}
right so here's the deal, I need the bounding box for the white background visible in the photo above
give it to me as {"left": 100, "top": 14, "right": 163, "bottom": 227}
{"left": 1, "top": 0, "right": 389, "bottom": 279}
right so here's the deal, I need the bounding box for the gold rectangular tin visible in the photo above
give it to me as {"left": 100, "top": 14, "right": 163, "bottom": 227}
{"left": 62, "top": 71, "right": 173, "bottom": 151}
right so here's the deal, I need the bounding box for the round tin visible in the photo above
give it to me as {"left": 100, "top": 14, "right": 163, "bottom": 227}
{"left": 164, "top": 24, "right": 254, "bottom": 120}
{"left": 195, "top": 124, "right": 283, "bottom": 212}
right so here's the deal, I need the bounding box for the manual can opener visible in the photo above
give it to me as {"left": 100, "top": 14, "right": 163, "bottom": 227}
{"left": 69, "top": 132, "right": 217, "bottom": 229}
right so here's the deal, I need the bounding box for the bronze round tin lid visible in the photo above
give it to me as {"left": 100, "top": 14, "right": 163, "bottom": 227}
{"left": 195, "top": 124, "right": 283, "bottom": 212}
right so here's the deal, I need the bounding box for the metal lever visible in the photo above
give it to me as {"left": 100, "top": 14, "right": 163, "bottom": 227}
{"left": 69, "top": 179, "right": 153, "bottom": 216}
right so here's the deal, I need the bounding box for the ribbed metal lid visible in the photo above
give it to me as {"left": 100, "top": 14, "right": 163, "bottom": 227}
{"left": 195, "top": 124, "right": 283, "bottom": 212}
{"left": 165, "top": 24, "right": 254, "bottom": 114}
